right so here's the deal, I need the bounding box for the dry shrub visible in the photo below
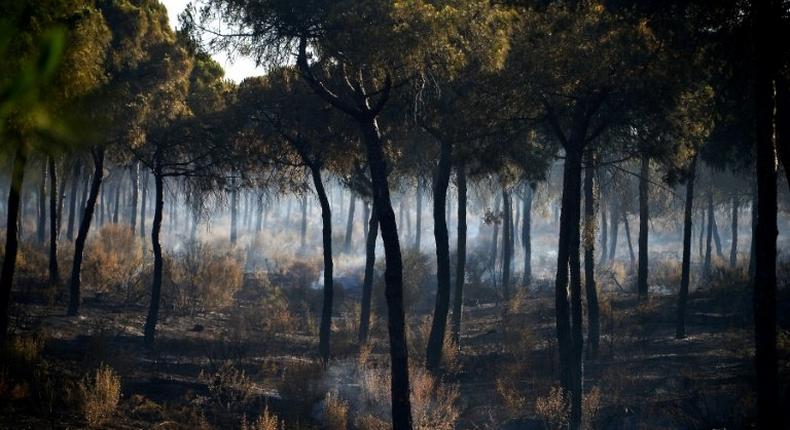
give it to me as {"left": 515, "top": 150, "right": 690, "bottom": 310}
{"left": 322, "top": 391, "right": 349, "bottom": 430}
{"left": 650, "top": 259, "right": 682, "bottom": 291}
{"left": 496, "top": 377, "right": 527, "bottom": 418}
{"left": 535, "top": 386, "right": 569, "bottom": 430}
{"left": 583, "top": 386, "right": 602, "bottom": 429}
{"left": 78, "top": 364, "right": 121, "bottom": 428}
{"left": 410, "top": 366, "right": 460, "bottom": 430}
{"left": 83, "top": 224, "right": 143, "bottom": 298}
{"left": 256, "top": 285, "right": 296, "bottom": 336}
{"left": 375, "top": 249, "right": 434, "bottom": 315}
{"left": 242, "top": 407, "right": 283, "bottom": 430}
{"left": 15, "top": 240, "right": 48, "bottom": 279}
{"left": 276, "top": 359, "right": 324, "bottom": 415}
{"left": 166, "top": 240, "right": 243, "bottom": 312}
{"left": 0, "top": 334, "right": 44, "bottom": 400}
{"left": 354, "top": 414, "right": 389, "bottom": 430}
{"left": 407, "top": 316, "right": 432, "bottom": 366}
{"left": 199, "top": 362, "right": 254, "bottom": 410}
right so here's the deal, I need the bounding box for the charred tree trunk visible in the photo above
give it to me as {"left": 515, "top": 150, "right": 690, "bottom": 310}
{"left": 522, "top": 183, "right": 533, "bottom": 286}
{"left": 749, "top": 180, "right": 757, "bottom": 277}
{"left": 230, "top": 177, "right": 238, "bottom": 245}
{"left": 309, "top": 165, "right": 334, "bottom": 365}
{"left": 359, "top": 203, "right": 378, "bottom": 344}
{"left": 704, "top": 191, "right": 714, "bottom": 276}
{"left": 143, "top": 166, "right": 164, "bottom": 347}
{"left": 360, "top": 118, "right": 413, "bottom": 429}
{"left": 37, "top": 162, "right": 47, "bottom": 244}
{"left": 599, "top": 187, "right": 608, "bottom": 265}
{"left": 776, "top": 74, "right": 790, "bottom": 190}
{"left": 79, "top": 170, "right": 90, "bottom": 225}
{"left": 637, "top": 155, "right": 649, "bottom": 299}
{"left": 608, "top": 199, "right": 619, "bottom": 261}
{"left": 451, "top": 162, "right": 467, "bottom": 345}
{"left": 712, "top": 205, "right": 723, "bottom": 257}
{"left": 67, "top": 148, "right": 104, "bottom": 316}
{"left": 66, "top": 160, "right": 80, "bottom": 242}
{"left": 415, "top": 183, "right": 422, "bottom": 250}
{"left": 255, "top": 195, "right": 264, "bottom": 232}
{"left": 300, "top": 195, "right": 307, "bottom": 250}
{"left": 699, "top": 208, "right": 705, "bottom": 260}
{"left": 130, "top": 163, "right": 139, "bottom": 234}
{"left": 344, "top": 195, "right": 356, "bottom": 253}
{"left": 501, "top": 187, "right": 513, "bottom": 302}
{"left": 140, "top": 171, "right": 148, "bottom": 239}
{"left": 48, "top": 156, "right": 61, "bottom": 285}
{"left": 426, "top": 140, "right": 452, "bottom": 373}
{"left": 112, "top": 174, "right": 121, "bottom": 224}
{"left": 752, "top": 2, "right": 780, "bottom": 424}
{"left": 0, "top": 146, "right": 27, "bottom": 343}
{"left": 491, "top": 195, "right": 501, "bottom": 287}
{"left": 676, "top": 156, "right": 697, "bottom": 339}
{"left": 555, "top": 145, "right": 584, "bottom": 430}
{"left": 730, "top": 196, "right": 739, "bottom": 268}
{"left": 584, "top": 151, "right": 599, "bottom": 357}
{"left": 623, "top": 209, "right": 635, "bottom": 267}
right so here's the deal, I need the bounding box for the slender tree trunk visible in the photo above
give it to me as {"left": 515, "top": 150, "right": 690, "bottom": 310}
{"left": 637, "top": 155, "right": 649, "bottom": 299}
{"left": 555, "top": 145, "right": 584, "bottom": 430}
{"left": 0, "top": 146, "right": 27, "bottom": 344}
{"left": 608, "top": 199, "right": 619, "bottom": 261}
{"left": 143, "top": 167, "right": 164, "bottom": 347}
{"left": 344, "top": 195, "right": 356, "bottom": 253}
{"left": 704, "top": 191, "right": 714, "bottom": 276}
{"left": 676, "top": 156, "right": 697, "bottom": 339}
{"left": 426, "top": 140, "right": 452, "bottom": 373}
{"left": 300, "top": 195, "right": 307, "bottom": 250}
{"left": 307, "top": 165, "right": 334, "bottom": 364}
{"left": 360, "top": 118, "right": 413, "bottom": 429}
{"left": 67, "top": 148, "right": 104, "bottom": 316}
{"left": 712, "top": 205, "right": 723, "bottom": 257}
{"left": 99, "top": 180, "right": 105, "bottom": 226}
{"left": 359, "top": 203, "right": 378, "bottom": 344}
{"left": 623, "top": 209, "right": 635, "bottom": 267}
{"left": 584, "top": 152, "right": 599, "bottom": 357}
{"left": 130, "top": 163, "right": 139, "bottom": 234}
{"left": 599, "top": 187, "right": 608, "bottom": 265}
{"left": 776, "top": 74, "right": 790, "bottom": 190}
{"left": 752, "top": 2, "right": 779, "bottom": 424}
{"left": 48, "top": 156, "right": 61, "bottom": 285}
{"left": 79, "top": 170, "right": 90, "bottom": 225}
{"left": 522, "top": 183, "right": 533, "bottom": 286}
{"left": 730, "top": 196, "right": 739, "bottom": 268}
{"left": 699, "top": 208, "right": 705, "bottom": 260}
{"left": 112, "top": 174, "right": 121, "bottom": 224}
{"left": 255, "top": 194, "right": 264, "bottom": 232}
{"left": 749, "top": 180, "right": 757, "bottom": 277}
{"left": 451, "top": 162, "right": 467, "bottom": 345}
{"left": 415, "top": 184, "right": 422, "bottom": 250}
{"left": 66, "top": 160, "right": 80, "bottom": 241}
{"left": 491, "top": 195, "right": 501, "bottom": 287}
{"left": 38, "top": 162, "right": 47, "bottom": 244}
{"left": 230, "top": 177, "right": 238, "bottom": 245}
{"left": 363, "top": 201, "right": 370, "bottom": 240}
{"left": 140, "top": 172, "right": 148, "bottom": 238}
{"left": 501, "top": 187, "right": 512, "bottom": 301}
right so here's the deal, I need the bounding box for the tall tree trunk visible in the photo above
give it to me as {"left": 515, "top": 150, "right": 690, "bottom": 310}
{"left": 79, "top": 170, "right": 90, "bottom": 225}
{"left": 752, "top": 2, "right": 779, "bottom": 425}
{"left": 359, "top": 203, "right": 378, "bottom": 344}
{"left": 230, "top": 177, "right": 238, "bottom": 245}
{"left": 730, "top": 196, "right": 739, "bottom": 268}
{"left": 699, "top": 208, "right": 705, "bottom": 260}
{"left": 608, "top": 198, "right": 619, "bottom": 261}
{"left": 426, "top": 140, "right": 452, "bottom": 373}
{"left": 140, "top": 171, "right": 148, "bottom": 238}
{"left": 38, "top": 162, "right": 47, "bottom": 244}
{"left": 0, "top": 146, "right": 27, "bottom": 344}
{"left": 676, "top": 156, "right": 697, "bottom": 339}
{"left": 491, "top": 195, "right": 501, "bottom": 288}
{"left": 599, "top": 187, "right": 608, "bottom": 265}
{"left": 451, "top": 162, "right": 467, "bottom": 345}
{"left": 48, "top": 156, "right": 61, "bottom": 285}
{"left": 99, "top": 180, "right": 105, "bottom": 226}
{"left": 66, "top": 160, "right": 80, "bottom": 241}
{"left": 344, "top": 195, "right": 356, "bottom": 253}
{"left": 637, "top": 155, "right": 649, "bottom": 299}
{"left": 415, "top": 183, "right": 422, "bottom": 250}
{"left": 143, "top": 168, "right": 164, "bottom": 347}
{"left": 130, "top": 163, "right": 138, "bottom": 234}
{"left": 584, "top": 152, "right": 599, "bottom": 357}
{"left": 300, "top": 195, "right": 307, "bottom": 250}
{"left": 501, "top": 187, "right": 512, "bottom": 302}
{"left": 308, "top": 165, "right": 334, "bottom": 365}
{"left": 112, "top": 174, "right": 121, "bottom": 224}
{"left": 704, "top": 191, "right": 714, "bottom": 276}
{"left": 623, "top": 209, "right": 635, "bottom": 267}
{"left": 67, "top": 148, "right": 104, "bottom": 316}
{"left": 749, "top": 180, "right": 757, "bottom": 277}
{"left": 555, "top": 145, "right": 584, "bottom": 430}
{"left": 255, "top": 194, "right": 264, "bottom": 232}
{"left": 711, "top": 205, "right": 723, "bottom": 257}
{"left": 363, "top": 201, "right": 370, "bottom": 240}
{"left": 522, "top": 183, "right": 533, "bottom": 286}
{"left": 775, "top": 74, "right": 790, "bottom": 190}
{"left": 360, "top": 118, "right": 413, "bottom": 429}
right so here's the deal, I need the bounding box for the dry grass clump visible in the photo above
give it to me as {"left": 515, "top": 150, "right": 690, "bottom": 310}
{"left": 276, "top": 359, "right": 325, "bottom": 415}
{"left": 199, "top": 362, "right": 255, "bottom": 410}
{"left": 166, "top": 240, "right": 243, "bottom": 312}
{"left": 83, "top": 224, "right": 143, "bottom": 298}
{"left": 496, "top": 377, "right": 528, "bottom": 418}
{"left": 241, "top": 407, "right": 283, "bottom": 430}
{"left": 535, "top": 386, "right": 569, "bottom": 430}
{"left": 78, "top": 364, "right": 121, "bottom": 428}
{"left": 322, "top": 391, "right": 349, "bottom": 430}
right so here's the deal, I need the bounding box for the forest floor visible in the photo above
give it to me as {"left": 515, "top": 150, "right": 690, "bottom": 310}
{"left": 1, "top": 262, "right": 788, "bottom": 429}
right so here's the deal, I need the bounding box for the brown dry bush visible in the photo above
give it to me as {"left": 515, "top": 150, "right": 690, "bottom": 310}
{"left": 83, "top": 224, "right": 144, "bottom": 299}
{"left": 199, "top": 362, "right": 255, "bottom": 411}
{"left": 535, "top": 386, "right": 569, "bottom": 430}
{"left": 78, "top": 364, "right": 121, "bottom": 428}
{"left": 241, "top": 406, "right": 283, "bottom": 430}
{"left": 164, "top": 240, "right": 243, "bottom": 312}
{"left": 276, "top": 359, "right": 325, "bottom": 416}
{"left": 322, "top": 391, "right": 349, "bottom": 430}
{"left": 375, "top": 249, "right": 434, "bottom": 316}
